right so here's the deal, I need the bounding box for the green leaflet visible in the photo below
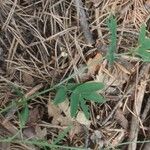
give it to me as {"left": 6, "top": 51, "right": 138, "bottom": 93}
{"left": 106, "top": 14, "right": 117, "bottom": 65}
{"left": 80, "top": 99, "right": 90, "bottom": 119}
{"left": 136, "top": 24, "right": 150, "bottom": 62}
{"left": 54, "top": 87, "right": 67, "bottom": 105}
{"left": 137, "top": 48, "right": 150, "bottom": 62}
{"left": 54, "top": 81, "right": 105, "bottom": 119}
{"left": 82, "top": 92, "right": 105, "bottom": 103}
{"left": 19, "top": 103, "right": 29, "bottom": 128}
{"left": 75, "top": 82, "right": 104, "bottom": 93}
{"left": 70, "top": 90, "right": 80, "bottom": 117}
{"left": 139, "top": 25, "right": 147, "bottom": 44}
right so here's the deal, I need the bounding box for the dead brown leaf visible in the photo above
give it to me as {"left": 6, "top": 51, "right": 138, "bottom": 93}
{"left": 69, "top": 122, "right": 82, "bottom": 141}
{"left": 114, "top": 109, "right": 128, "bottom": 130}
{"left": 87, "top": 53, "right": 102, "bottom": 76}
{"left": 22, "top": 72, "right": 34, "bottom": 86}
{"left": 47, "top": 101, "right": 72, "bottom": 126}
{"left": 35, "top": 125, "right": 47, "bottom": 139}
{"left": 96, "top": 60, "right": 131, "bottom": 93}
{"left": 23, "top": 126, "right": 36, "bottom": 139}
{"left": 27, "top": 106, "right": 42, "bottom": 126}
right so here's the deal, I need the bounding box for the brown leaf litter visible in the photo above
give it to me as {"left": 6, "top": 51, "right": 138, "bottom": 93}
{"left": 0, "top": 0, "right": 150, "bottom": 149}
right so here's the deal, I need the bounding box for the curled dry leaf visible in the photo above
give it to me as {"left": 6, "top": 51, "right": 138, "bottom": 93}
{"left": 114, "top": 109, "right": 128, "bottom": 130}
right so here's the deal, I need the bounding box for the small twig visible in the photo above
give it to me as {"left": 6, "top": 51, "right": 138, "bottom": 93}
{"left": 2, "top": 0, "right": 17, "bottom": 30}
{"left": 128, "top": 64, "right": 150, "bottom": 150}
{"left": 141, "top": 97, "right": 150, "bottom": 121}
{"left": 25, "top": 83, "right": 43, "bottom": 98}
{"left": 74, "top": 0, "right": 94, "bottom": 45}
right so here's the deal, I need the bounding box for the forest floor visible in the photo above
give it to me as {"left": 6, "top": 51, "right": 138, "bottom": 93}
{"left": 0, "top": 0, "right": 150, "bottom": 150}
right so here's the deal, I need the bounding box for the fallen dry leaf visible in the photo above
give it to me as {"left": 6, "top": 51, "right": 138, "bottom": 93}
{"left": 114, "top": 109, "right": 128, "bottom": 130}
{"left": 96, "top": 60, "right": 131, "bottom": 93}
{"left": 22, "top": 72, "right": 34, "bottom": 86}
{"left": 23, "top": 126, "right": 36, "bottom": 139}
{"left": 47, "top": 100, "right": 72, "bottom": 126}
{"left": 23, "top": 125, "right": 47, "bottom": 140}
{"left": 35, "top": 125, "right": 47, "bottom": 139}
{"left": 47, "top": 101, "right": 62, "bottom": 125}
{"left": 76, "top": 111, "right": 91, "bottom": 127}
{"left": 69, "top": 122, "right": 82, "bottom": 141}
{"left": 87, "top": 53, "right": 102, "bottom": 76}
{"left": 27, "top": 106, "right": 42, "bottom": 126}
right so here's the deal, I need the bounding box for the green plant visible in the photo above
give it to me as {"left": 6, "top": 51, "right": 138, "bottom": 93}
{"left": 0, "top": 137, "right": 85, "bottom": 150}
{"left": 106, "top": 14, "right": 117, "bottom": 65}
{"left": 52, "top": 125, "right": 72, "bottom": 145}
{"left": 106, "top": 15, "right": 150, "bottom": 63}
{"left": 54, "top": 82, "right": 105, "bottom": 119}
{"left": 10, "top": 85, "right": 29, "bottom": 129}
{"left": 18, "top": 102, "right": 29, "bottom": 129}
{"left": 135, "top": 24, "right": 150, "bottom": 62}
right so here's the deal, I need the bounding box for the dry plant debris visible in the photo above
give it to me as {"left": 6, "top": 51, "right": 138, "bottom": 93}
{"left": 0, "top": 0, "right": 150, "bottom": 150}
